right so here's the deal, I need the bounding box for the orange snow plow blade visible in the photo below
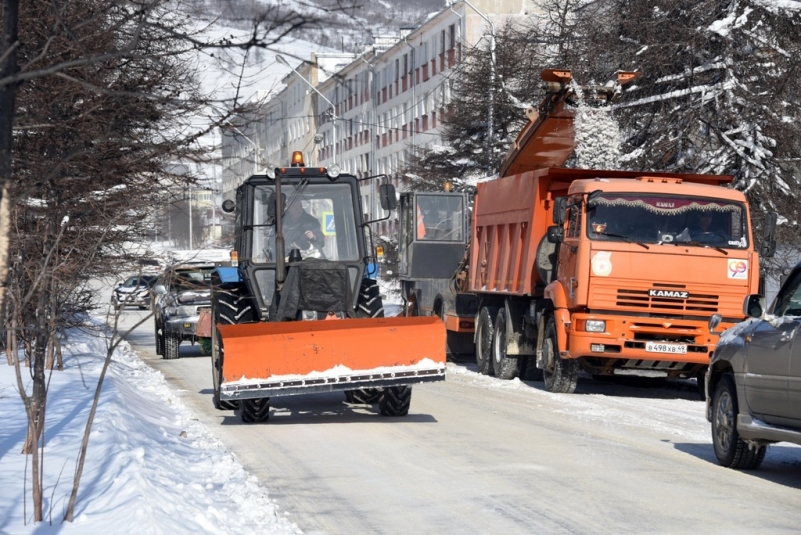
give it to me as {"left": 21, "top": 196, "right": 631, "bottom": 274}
{"left": 218, "top": 316, "right": 446, "bottom": 400}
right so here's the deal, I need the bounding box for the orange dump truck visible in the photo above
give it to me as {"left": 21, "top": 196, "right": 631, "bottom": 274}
{"left": 399, "top": 69, "right": 775, "bottom": 394}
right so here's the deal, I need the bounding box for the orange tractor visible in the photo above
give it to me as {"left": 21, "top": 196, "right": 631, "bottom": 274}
{"left": 204, "top": 154, "right": 446, "bottom": 423}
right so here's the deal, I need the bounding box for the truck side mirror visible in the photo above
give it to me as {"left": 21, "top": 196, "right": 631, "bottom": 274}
{"left": 380, "top": 184, "right": 397, "bottom": 210}
{"left": 547, "top": 225, "right": 564, "bottom": 244}
{"left": 742, "top": 294, "right": 765, "bottom": 318}
{"left": 221, "top": 199, "right": 236, "bottom": 213}
{"left": 760, "top": 211, "right": 777, "bottom": 258}
{"left": 553, "top": 197, "right": 567, "bottom": 225}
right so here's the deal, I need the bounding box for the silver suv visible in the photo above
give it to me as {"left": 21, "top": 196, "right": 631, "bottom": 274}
{"left": 706, "top": 264, "right": 801, "bottom": 469}
{"left": 152, "top": 262, "right": 220, "bottom": 359}
{"left": 111, "top": 274, "right": 158, "bottom": 310}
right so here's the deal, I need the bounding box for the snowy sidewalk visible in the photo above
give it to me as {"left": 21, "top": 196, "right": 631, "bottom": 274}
{"left": 0, "top": 317, "right": 300, "bottom": 534}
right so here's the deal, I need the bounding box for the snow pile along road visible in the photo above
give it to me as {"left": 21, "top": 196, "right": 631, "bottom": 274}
{"left": 0, "top": 317, "right": 300, "bottom": 534}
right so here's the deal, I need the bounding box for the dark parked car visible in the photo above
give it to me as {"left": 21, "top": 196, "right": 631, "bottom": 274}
{"left": 706, "top": 263, "right": 801, "bottom": 469}
{"left": 111, "top": 275, "right": 159, "bottom": 310}
{"left": 152, "top": 262, "right": 221, "bottom": 359}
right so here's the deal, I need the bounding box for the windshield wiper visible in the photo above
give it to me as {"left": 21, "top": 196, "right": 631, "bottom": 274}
{"left": 597, "top": 232, "right": 650, "bottom": 250}
{"left": 680, "top": 240, "right": 729, "bottom": 255}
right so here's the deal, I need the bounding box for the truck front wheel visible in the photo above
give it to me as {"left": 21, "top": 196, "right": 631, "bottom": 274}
{"left": 475, "top": 306, "right": 498, "bottom": 375}
{"left": 542, "top": 317, "right": 578, "bottom": 393}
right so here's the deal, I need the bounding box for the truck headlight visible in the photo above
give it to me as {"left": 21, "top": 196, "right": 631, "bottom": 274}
{"left": 585, "top": 320, "right": 606, "bottom": 332}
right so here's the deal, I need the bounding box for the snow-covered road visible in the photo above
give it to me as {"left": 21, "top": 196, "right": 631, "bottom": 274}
{"left": 119, "top": 306, "right": 801, "bottom": 535}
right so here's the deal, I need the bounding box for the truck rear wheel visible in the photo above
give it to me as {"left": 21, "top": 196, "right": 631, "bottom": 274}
{"left": 240, "top": 398, "right": 271, "bottom": 423}
{"left": 475, "top": 306, "right": 497, "bottom": 375}
{"left": 542, "top": 317, "right": 578, "bottom": 393}
{"left": 345, "top": 278, "right": 385, "bottom": 404}
{"left": 493, "top": 308, "right": 520, "bottom": 380}
{"left": 164, "top": 333, "right": 181, "bottom": 360}
{"left": 211, "top": 285, "right": 253, "bottom": 411}
{"left": 379, "top": 386, "right": 412, "bottom": 416}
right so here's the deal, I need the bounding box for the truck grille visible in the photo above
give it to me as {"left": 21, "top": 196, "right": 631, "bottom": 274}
{"left": 616, "top": 288, "right": 718, "bottom": 313}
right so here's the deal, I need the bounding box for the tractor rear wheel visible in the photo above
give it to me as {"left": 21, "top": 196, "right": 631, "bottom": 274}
{"left": 345, "top": 278, "right": 386, "bottom": 404}
{"left": 379, "top": 386, "right": 412, "bottom": 416}
{"left": 212, "top": 285, "right": 254, "bottom": 412}
{"left": 240, "top": 398, "right": 270, "bottom": 423}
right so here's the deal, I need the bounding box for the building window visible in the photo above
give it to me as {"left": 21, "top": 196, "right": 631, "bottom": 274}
{"left": 441, "top": 29, "right": 446, "bottom": 54}
{"left": 448, "top": 24, "right": 455, "bottom": 50}
{"left": 395, "top": 59, "right": 399, "bottom": 81}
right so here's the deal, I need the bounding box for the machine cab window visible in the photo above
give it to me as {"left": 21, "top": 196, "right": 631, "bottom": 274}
{"left": 251, "top": 183, "right": 360, "bottom": 263}
{"left": 415, "top": 194, "right": 464, "bottom": 242}
{"left": 586, "top": 193, "right": 749, "bottom": 248}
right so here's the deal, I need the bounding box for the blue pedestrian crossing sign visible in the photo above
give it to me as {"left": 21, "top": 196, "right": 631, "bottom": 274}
{"left": 322, "top": 211, "right": 336, "bottom": 236}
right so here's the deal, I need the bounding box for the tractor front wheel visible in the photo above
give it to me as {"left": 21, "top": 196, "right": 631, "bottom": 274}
{"left": 379, "top": 386, "right": 412, "bottom": 417}
{"left": 240, "top": 398, "right": 270, "bottom": 423}
{"left": 345, "top": 278, "right": 385, "bottom": 405}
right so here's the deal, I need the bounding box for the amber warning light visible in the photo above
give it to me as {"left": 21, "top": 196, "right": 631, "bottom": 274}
{"left": 291, "top": 151, "right": 305, "bottom": 167}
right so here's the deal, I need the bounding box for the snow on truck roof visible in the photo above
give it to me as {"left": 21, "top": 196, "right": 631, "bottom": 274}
{"left": 566, "top": 176, "right": 747, "bottom": 202}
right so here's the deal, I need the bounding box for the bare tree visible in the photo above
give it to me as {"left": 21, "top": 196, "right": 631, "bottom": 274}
{"left": 0, "top": 0, "right": 345, "bottom": 524}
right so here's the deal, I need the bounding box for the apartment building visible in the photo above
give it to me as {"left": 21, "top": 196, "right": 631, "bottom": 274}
{"left": 222, "top": 0, "right": 536, "bottom": 235}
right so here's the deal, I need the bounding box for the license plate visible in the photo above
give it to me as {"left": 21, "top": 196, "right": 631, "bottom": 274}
{"left": 645, "top": 342, "right": 687, "bottom": 354}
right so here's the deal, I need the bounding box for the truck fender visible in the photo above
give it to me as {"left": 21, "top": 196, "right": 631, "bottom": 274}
{"left": 536, "top": 307, "right": 571, "bottom": 369}
{"left": 537, "top": 280, "right": 571, "bottom": 369}
{"left": 543, "top": 280, "right": 569, "bottom": 309}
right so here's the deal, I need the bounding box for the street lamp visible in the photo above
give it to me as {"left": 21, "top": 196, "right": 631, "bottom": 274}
{"left": 275, "top": 54, "right": 338, "bottom": 167}
{"left": 226, "top": 123, "right": 260, "bottom": 176}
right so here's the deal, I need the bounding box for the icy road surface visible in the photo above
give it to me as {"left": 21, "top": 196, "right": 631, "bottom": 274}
{"left": 118, "top": 308, "right": 801, "bottom": 535}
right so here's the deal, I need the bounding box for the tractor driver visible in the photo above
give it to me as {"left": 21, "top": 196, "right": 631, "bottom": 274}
{"left": 283, "top": 201, "right": 324, "bottom": 252}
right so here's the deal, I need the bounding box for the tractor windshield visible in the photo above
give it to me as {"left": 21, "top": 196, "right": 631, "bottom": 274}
{"left": 585, "top": 193, "right": 749, "bottom": 249}
{"left": 251, "top": 182, "right": 360, "bottom": 263}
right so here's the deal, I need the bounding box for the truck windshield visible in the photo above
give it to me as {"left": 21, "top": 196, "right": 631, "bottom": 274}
{"left": 586, "top": 194, "right": 749, "bottom": 249}
{"left": 251, "top": 182, "right": 360, "bottom": 262}
{"left": 415, "top": 194, "right": 464, "bottom": 242}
